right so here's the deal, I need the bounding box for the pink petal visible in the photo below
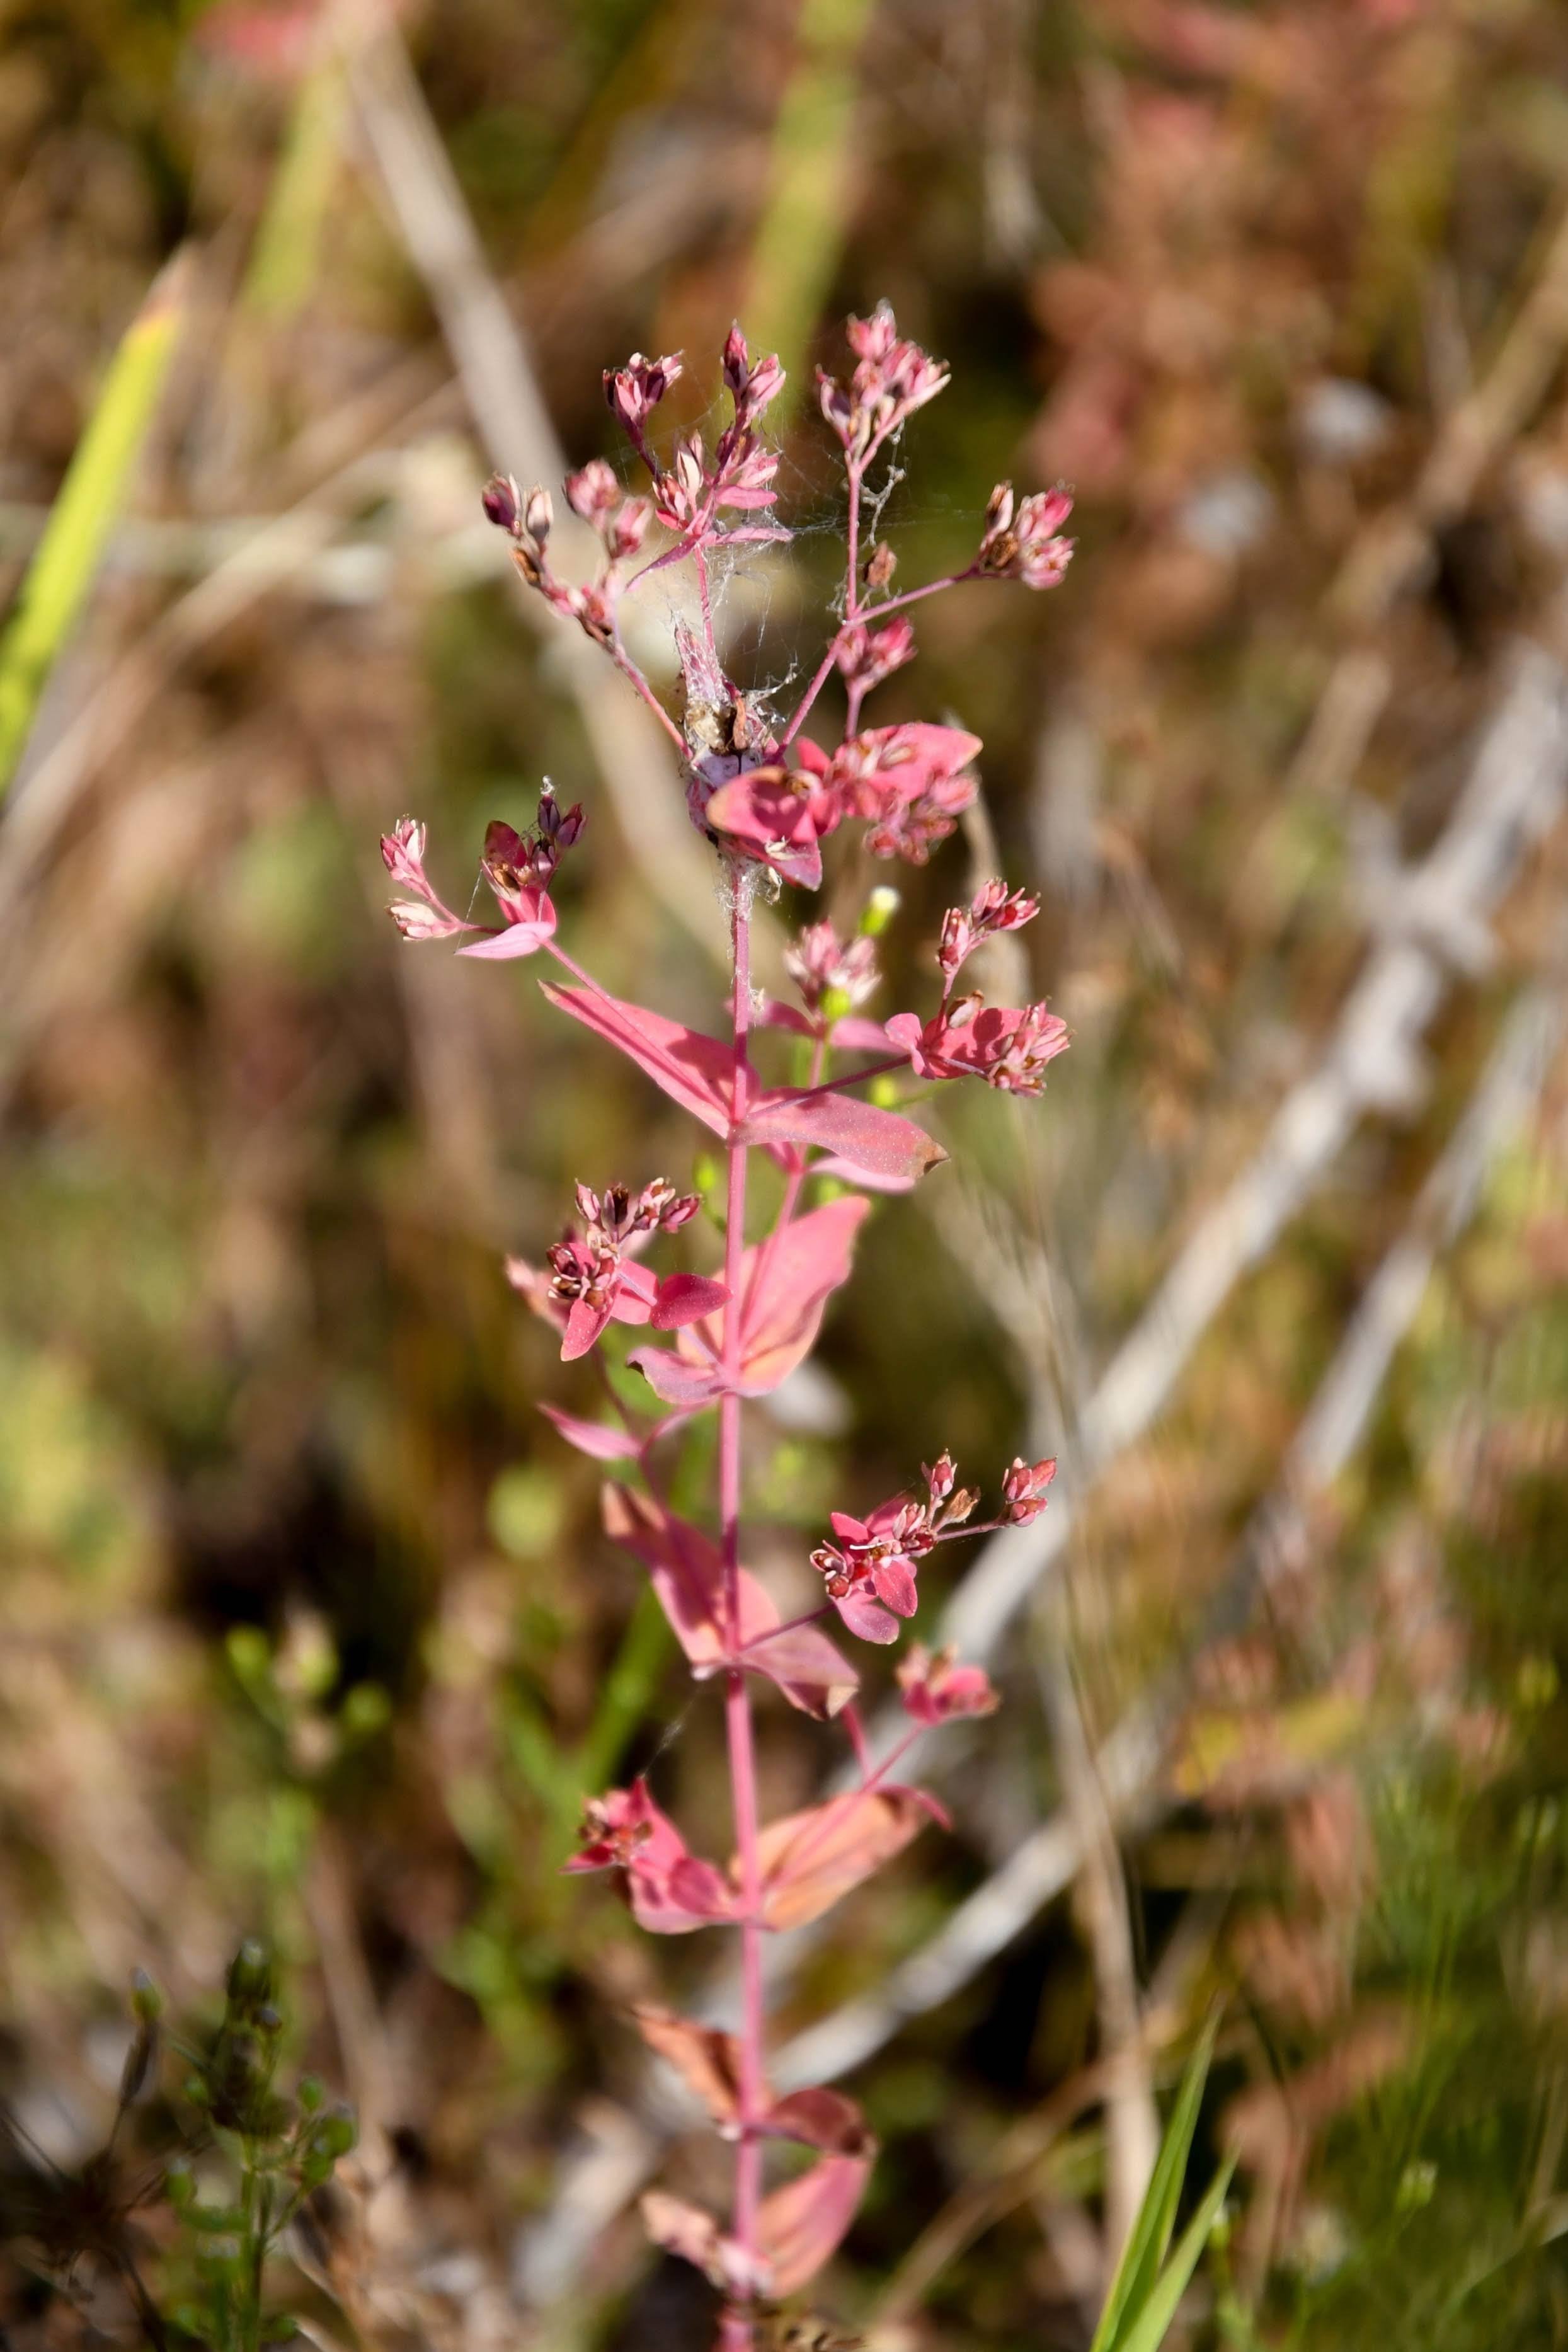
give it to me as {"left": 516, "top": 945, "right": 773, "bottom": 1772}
{"left": 539, "top": 980, "right": 736, "bottom": 1133}
{"left": 704, "top": 771, "right": 824, "bottom": 890}
{"left": 763, "top": 2086, "right": 874, "bottom": 2158}
{"left": 757, "top": 2155, "right": 873, "bottom": 2296}
{"left": 651, "top": 1271, "right": 730, "bottom": 1329}
{"left": 608, "top": 1260, "right": 656, "bottom": 1326}
{"left": 456, "top": 888, "right": 556, "bottom": 958}
{"left": 537, "top": 1403, "right": 641, "bottom": 1462}
{"left": 832, "top": 1586, "right": 900, "bottom": 1644}
{"left": 871, "top": 1557, "right": 918, "bottom": 1617}
{"left": 561, "top": 1295, "right": 614, "bottom": 1360}
{"left": 743, "top": 1090, "right": 945, "bottom": 1182}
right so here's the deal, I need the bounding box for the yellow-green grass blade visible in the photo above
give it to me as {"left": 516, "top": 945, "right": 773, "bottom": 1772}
{"left": 1090, "top": 2012, "right": 1220, "bottom": 2352}
{"left": 0, "top": 251, "right": 188, "bottom": 798}
{"left": 741, "top": 0, "right": 879, "bottom": 408}
{"left": 1114, "top": 2157, "right": 1237, "bottom": 2352}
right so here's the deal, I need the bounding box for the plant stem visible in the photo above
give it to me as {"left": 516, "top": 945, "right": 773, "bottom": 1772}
{"left": 720, "top": 873, "right": 765, "bottom": 2348}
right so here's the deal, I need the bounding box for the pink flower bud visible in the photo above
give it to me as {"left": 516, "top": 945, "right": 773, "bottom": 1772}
{"left": 607, "top": 496, "right": 653, "bottom": 558}
{"left": 564, "top": 457, "right": 620, "bottom": 524}
{"left": 1000, "top": 1455, "right": 1058, "bottom": 1523}
{"left": 896, "top": 1644, "right": 999, "bottom": 1727}
{"left": 481, "top": 472, "right": 521, "bottom": 531}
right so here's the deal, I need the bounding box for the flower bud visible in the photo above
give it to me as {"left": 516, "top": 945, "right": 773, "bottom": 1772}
{"left": 523, "top": 485, "right": 553, "bottom": 547}
{"left": 859, "top": 886, "right": 900, "bottom": 938}
{"left": 481, "top": 472, "right": 520, "bottom": 531}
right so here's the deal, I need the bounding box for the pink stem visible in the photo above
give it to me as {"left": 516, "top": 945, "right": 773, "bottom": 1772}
{"left": 608, "top": 636, "right": 689, "bottom": 753}
{"left": 778, "top": 566, "right": 983, "bottom": 749}
{"left": 719, "top": 875, "right": 765, "bottom": 2345}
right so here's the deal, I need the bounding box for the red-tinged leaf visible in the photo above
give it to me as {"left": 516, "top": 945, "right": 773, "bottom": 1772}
{"left": 636, "top": 1196, "right": 871, "bottom": 1403}
{"left": 604, "top": 1484, "right": 729, "bottom": 1670}
{"left": 753, "top": 1789, "right": 927, "bottom": 1930}
{"left": 626, "top": 1346, "right": 725, "bottom": 1408}
{"left": 759, "top": 999, "right": 814, "bottom": 1036}
{"left": 810, "top": 1154, "right": 917, "bottom": 1195}
{"left": 830, "top": 1016, "right": 893, "bottom": 1053}
{"left": 895, "top": 1780, "right": 953, "bottom": 1832}
{"left": 741, "top": 1619, "right": 859, "bottom": 1720}
{"left": 632, "top": 2005, "right": 741, "bottom": 2126}
{"left": 757, "top": 2155, "right": 873, "bottom": 2296}
{"left": 537, "top": 1402, "right": 641, "bottom": 1462}
{"left": 457, "top": 918, "right": 554, "bottom": 960}
{"left": 539, "top": 980, "right": 735, "bottom": 1133}
{"left": 743, "top": 1089, "right": 944, "bottom": 1182}
{"left": 653, "top": 1855, "right": 736, "bottom": 1934}
{"left": 652, "top": 1271, "right": 730, "bottom": 1329}
{"left": 640, "top": 2191, "right": 724, "bottom": 2285}
{"left": 763, "top": 2087, "right": 875, "bottom": 2157}
{"left": 602, "top": 1485, "right": 856, "bottom": 1717}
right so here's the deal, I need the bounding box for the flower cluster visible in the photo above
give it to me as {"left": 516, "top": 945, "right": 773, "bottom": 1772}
{"left": 835, "top": 614, "right": 915, "bottom": 699}
{"left": 381, "top": 787, "right": 583, "bottom": 961}
{"left": 506, "top": 1177, "right": 723, "bottom": 1362}
{"left": 937, "top": 878, "right": 1040, "bottom": 985}
{"left": 703, "top": 720, "right": 983, "bottom": 886}
{"left": 782, "top": 919, "right": 881, "bottom": 1030}
{"left": 817, "top": 300, "right": 951, "bottom": 462}
{"left": 976, "top": 481, "right": 1075, "bottom": 588}
{"left": 897, "top": 1644, "right": 1000, "bottom": 1726}
{"left": 811, "top": 1452, "right": 979, "bottom": 1644}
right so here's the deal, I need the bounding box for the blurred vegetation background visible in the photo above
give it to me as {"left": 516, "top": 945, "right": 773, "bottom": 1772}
{"left": 3, "top": 1, "right": 1568, "bottom": 2346}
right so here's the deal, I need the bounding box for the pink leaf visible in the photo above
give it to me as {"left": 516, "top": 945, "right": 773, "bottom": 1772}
{"left": 757, "top": 2155, "right": 873, "bottom": 2296}
{"left": 602, "top": 1485, "right": 729, "bottom": 1672}
{"left": 537, "top": 1403, "right": 641, "bottom": 1462}
{"left": 742, "top": 1089, "right": 944, "bottom": 1182}
{"left": 740, "top": 1618, "right": 859, "bottom": 1721}
{"left": 809, "top": 1153, "right": 917, "bottom": 1195}
{"left": 651, "top": 1272, "right": 730, "bottom": 1329}
{"left": 457, "top": 913, "right": 555, "bottom": 960}
{"left": 539, "top": 980, "right": 736, "bottom": 1133}
{"left": 632, "top": 2005, "right": 741, "bottom": 2126}
{"left": 754, "top": 1789, "right": 927, "bottom": 1930}
{"left": 763, "top": 2087, "right": 874, "bottom": 2158}
{"left": 602, "top": 1486, "right": 857, "bottom": 1719}
{"left": 631, "top": 1196, "right": 872, "bottom": 1404}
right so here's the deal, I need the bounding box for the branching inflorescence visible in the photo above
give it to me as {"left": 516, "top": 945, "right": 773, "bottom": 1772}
{"left": 382, "top": 304, "right": 1073, "bottom": 2346}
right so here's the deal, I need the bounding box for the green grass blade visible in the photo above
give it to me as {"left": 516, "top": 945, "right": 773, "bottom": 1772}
{"left": 0, "top": 252, "right": 188, "bottom": 798}
{"left": 1089, "top": 2012, "right": 1220, "bottom": 2352}
{"left": 574, "top": 1581, "right": 672, "bottom": 1798}
{"left": 1114, "top": 2157, "right": 1237, "bottom": 2352}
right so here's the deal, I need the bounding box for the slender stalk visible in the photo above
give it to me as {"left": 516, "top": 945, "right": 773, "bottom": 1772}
{"left": 719, "top": 873, "right": 765, "bottom": 2348}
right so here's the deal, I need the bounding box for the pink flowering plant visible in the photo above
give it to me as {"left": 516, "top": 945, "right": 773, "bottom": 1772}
{"left": 382, "top": 306, "right": 1072, "bottom": 2345}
